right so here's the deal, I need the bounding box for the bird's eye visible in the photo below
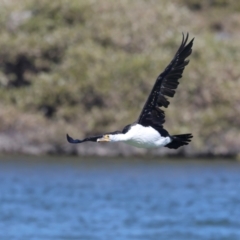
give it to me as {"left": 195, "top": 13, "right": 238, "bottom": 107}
{"left": 106, "top": 135, "right": 109, "bottom": 138}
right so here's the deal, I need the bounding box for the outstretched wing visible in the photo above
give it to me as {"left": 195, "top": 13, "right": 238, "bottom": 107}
{"left": 66, "top": 131, "right": 121, "bottom": 144}
{"left": 137, "top": 33, "right": 194, "bottom": 127}
{"left": 66, "top": 134, "right": 103, "bottom": 143}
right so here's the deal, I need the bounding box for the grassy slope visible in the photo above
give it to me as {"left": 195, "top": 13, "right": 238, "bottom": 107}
{"left": 0, "top": 0, "right": 239, "bottom": 156}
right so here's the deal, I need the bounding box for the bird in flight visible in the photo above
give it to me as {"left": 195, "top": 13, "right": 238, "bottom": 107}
{"left": 67, "top": 33, "right": 194, "bottom": 149}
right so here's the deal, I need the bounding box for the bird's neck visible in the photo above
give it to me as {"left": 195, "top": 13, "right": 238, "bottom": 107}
{"left": 112, "top": 133, "right": 130, "bottom": 142}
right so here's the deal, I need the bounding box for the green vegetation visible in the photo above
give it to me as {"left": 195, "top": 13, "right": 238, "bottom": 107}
{"left": 0, "top": 0, "right": 239, "bottom": 156}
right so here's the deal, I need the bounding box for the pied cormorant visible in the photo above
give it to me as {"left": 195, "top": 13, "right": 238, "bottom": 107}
{"left": 67, "top": 33, "right": 194, "bottom": 149}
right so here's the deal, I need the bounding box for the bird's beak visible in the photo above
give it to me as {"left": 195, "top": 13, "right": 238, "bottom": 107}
{"left": 97, "top": 135, "right": 110, "bottom": 142}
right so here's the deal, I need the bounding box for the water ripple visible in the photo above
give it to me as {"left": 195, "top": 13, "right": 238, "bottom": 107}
{"left": 0, "top": 158, "right": 240, "bottom": 240}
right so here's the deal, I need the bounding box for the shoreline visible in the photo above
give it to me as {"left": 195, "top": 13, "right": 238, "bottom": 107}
{"left": 0, "top": 133, "right": 238, "bottom": 160}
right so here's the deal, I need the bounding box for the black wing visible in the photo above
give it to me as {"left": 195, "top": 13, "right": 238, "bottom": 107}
{"left": 66, "top": 131, "right": 122, "bottom": 144}
{"left": 66, "top": 134, "right": 102, "bottom": 143}
{"left": 137, "top": 33, "right": 194, "bottom": 128}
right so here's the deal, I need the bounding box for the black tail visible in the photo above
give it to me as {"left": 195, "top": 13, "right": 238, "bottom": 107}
{"left": 165, "top": 133, "right": 193, "bottom": 149}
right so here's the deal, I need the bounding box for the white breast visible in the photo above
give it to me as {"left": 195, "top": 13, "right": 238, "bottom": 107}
{"left": 124, "top": 124, "right": 171, "bottom": 149}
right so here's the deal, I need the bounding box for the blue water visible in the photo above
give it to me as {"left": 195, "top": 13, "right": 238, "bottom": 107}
{"left": 0, "top": 156, "right": 240, "bottom": 240}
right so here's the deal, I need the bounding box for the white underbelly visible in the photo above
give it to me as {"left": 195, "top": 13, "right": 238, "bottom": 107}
{"left": 124, "top": 125, "right": 171, "bottom": 149}
{"left": 125, "top": 140, "right": 161, "bottom": 148}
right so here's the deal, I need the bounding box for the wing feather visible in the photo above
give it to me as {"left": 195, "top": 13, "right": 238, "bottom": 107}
{"left": 138, "top": 33, "right": 194, "bottom": 127}
{"left": 66, "top": 133, "right": 103, "bottom": 143}
{"left": 66, "top": 130, "right": 122, "bottom": 144}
